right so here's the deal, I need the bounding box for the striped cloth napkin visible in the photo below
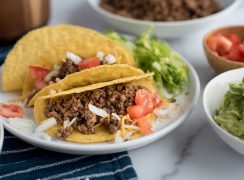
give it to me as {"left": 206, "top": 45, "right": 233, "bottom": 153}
{"left": 0, "top": 46, "right": 138, "bottom": 180}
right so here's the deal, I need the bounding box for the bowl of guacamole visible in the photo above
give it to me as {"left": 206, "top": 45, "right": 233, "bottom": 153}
{"left": 214, "top": 78, "right": 244, "bottom": 139}
{"left": 203, "top": 68, "right": 244, "bottom": 155}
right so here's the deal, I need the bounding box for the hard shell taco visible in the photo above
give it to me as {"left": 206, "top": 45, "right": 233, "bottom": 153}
{"left": 34, "top": 73, "right": 167, "bottom": 143}
{"left": 27, "top": 64, "right": 144, "bottom": 106}
{"left": 2, "top": 25, "right": 135, "bottom": 92}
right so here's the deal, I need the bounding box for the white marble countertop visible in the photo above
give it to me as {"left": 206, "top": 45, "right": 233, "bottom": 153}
{"left": 50, "top": 1, "right": 244, "bottom": 179}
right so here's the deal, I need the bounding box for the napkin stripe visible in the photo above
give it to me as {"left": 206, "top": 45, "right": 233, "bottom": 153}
{"left": 0, "top": 155, "right": 90, "bottom": 179}
{"left": 64, "top": 164, "right": 134, "bottom": 180}
{"left": 1, "top": 147, "right": 37, "bottom": 155}
{"left": 42, "top": 154, "right": 129, "bottom": 180}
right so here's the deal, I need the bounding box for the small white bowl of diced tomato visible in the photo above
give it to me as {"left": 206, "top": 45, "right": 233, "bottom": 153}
{"left": 203, "top": 26, "right": 244, "bottom": 73}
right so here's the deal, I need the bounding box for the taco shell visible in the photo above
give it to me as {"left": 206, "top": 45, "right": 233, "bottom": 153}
{"left": 28, "top": 64, "right": 144, "bottom": 106}
{"left": 2, "top": 24, "right": 135, "bottom": 92}
{"left": 34, "top": 73, "right": 155, "bottom": 143}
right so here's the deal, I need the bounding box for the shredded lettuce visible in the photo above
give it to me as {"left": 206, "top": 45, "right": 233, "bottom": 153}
{"left": 105, "top": 28, "right": 189, "bottom": 96}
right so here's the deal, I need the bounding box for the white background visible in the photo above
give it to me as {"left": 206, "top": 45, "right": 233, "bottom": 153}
{"left": 50, "top": 1, "right": 244, "bottom": 179}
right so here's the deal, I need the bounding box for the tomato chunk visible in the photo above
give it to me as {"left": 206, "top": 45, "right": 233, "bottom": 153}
{"left": 216, "top": 35, "right": 232, "bottom": 55}
{"left": 29, "top": 65, "right": 50, "bottom": 81}
{"left": 35, "top": 79, "right": 48, "bottom": 90}
{"left": 0, "top": 104, "right": 24, "bottom": 118}
{"left": 226, "top": 45, "right": 242, "bottom": 62}
{"left": 227, "top": 34, "right": 241, "bottom": 46}
{"left": 207, "top": 36, "right": 219, "bottom": 51}
{"left": 239, "top": 43, "right": 244, "bottom": 59}
{"left": 78, "top": 57, "right": 100, "bottom": 70}
{"left": 128, "top": 89, "right": 162, "bottom": 120}
{"left": 136, "top": 117, "right": 152, "bottom": 135}
{"left": 135, "top": 89, "right": 148, "bottom": 105}
{"left": 127, "top": 105, "right": 145, "bottom": 120}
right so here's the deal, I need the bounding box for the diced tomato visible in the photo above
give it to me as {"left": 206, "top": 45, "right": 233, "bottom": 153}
{"left": 207, "top": 36, "right": 219, "bottom": 51}
{"left": 226, "top": 34, "right": 241, "bottom": 46}
{"left": 35, "top": 79, "right": 48, "bottom": 90}
{"left": 29, "top": 65, "right": 50, "bottom": 81}
{"left": 239, "top": 43, "right": 244, "bottom": 59}
{"left": 0, "top": 104, "right": 24, "bottom": 118}
{"left": 135, "top": 89, "right": 149, "bottom": 105}
{"left": 127, "top": 105, "right": 145, "bottom": 120}
{"left": 78, "top": 57, "right": 100, "bottom": 70}
{"left": 136, "top": 117, "right": 152, "bottom": 135}
{"left": 143, "top": 101, "right": 154, "bottom": 115}
{"left": 216, "top": 35, "right": 233, "bottom": 55}
{"left": 130, "top": 89, "right": 162, "bottom": 119}
{"left": 226, "top": 45, "right": 242, "bottom": 62}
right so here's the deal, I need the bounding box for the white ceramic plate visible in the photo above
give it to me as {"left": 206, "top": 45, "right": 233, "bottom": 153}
{"left": 0, "top": 119, "right": 3, "bottom": 153}
{"left": 0, "top": 52, "right": 200, "bottom": 155}
{"left": 88, "top": 0, "right": 241, "bottom": 39}
{"left": 203, "top": 68, "right": 244, "bottom": 155}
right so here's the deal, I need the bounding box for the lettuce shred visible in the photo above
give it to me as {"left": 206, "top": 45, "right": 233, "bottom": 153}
{"left": 105, "top": 28, "right": 189, "bottom": 96}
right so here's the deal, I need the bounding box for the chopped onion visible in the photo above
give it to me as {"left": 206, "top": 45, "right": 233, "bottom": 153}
{"left": 63, "top": 120, "right": 70, "bottom": 129}
{"left": 114, "top": 130, "right": 123, "bottom": 143}
{"left": 63, "top": 117, "right": 77, "bottom": 129}
{"left": 55, "top": 78, "right": 61, "bottom": 82}
{"left": 8, "top": 117, "right": 36, "bottom": 133}
{"left": 104, "top": 54, "right": 116, "bottom": 64}
{"left": 34, "top": 132, "right": 52, "bottom": 141}
{"left": 34, "top": 117, "right": 57, "bottom": 134}
{"left": 66, "top": 51, "right": 81, "bottom": 64}
{"left": 124, "top": 125, "right": 140, "bottom": 130}
{"left": 69, "top": 117, "right": 77, "bottom": 126}
{"left": 49, "top": 89, "right": 56, "bottom": 95}
{"left": 88, "top": 103, "right": 108, "bottom": 118}
{"left": 96, "top": 51, "right": 104, "bottom": 61}
{"left": 111, "top": 113, "right": 121, "bottom": 121}
{"left": 44, "top": 67, "right": 60, "bottom": 82}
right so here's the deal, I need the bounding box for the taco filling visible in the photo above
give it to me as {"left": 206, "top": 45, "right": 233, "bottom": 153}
{"left": 28, "top": 51, "right": 117, "bottom": 101}
{"left": 44, "top": 83, "right": 162, "bottom": 139}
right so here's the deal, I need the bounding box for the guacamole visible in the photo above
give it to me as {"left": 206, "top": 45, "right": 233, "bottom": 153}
{"left": 214, "top": 78, "right": 244, "bottom": 139}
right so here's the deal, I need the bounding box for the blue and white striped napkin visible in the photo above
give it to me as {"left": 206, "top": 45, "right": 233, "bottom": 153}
{"left": 0, "top": 46, "right": 138, "bottom": 180}
{"left": 0, "top": 131, "right": 137, "bottom": 180}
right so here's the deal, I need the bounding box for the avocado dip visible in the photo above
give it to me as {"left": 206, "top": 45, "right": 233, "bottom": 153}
{"left": 214, "top": 78, "right": 244, "bottom": 139}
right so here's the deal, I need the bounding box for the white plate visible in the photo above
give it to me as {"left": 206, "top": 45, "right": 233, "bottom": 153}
{"left": 203, "top": 68, "right": 244, "bottom": 155}
{"left": 0, "top": 52, "right": 200, "bottom": 155}
{"left": 0, "top": 119, "right": 3, "bottom": 153}
{"left": 88, "top": 0, "right": 241, "bottom": 39}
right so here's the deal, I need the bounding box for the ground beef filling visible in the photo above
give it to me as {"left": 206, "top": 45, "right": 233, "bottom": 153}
{"left": 27, "top": 59, "right": 79, "bottom": 105}
{"left": 50, "top": 59, "right": 79, "bottom": 82}
{"left": 45, "top": 84, "right": 144, "bottom": 138}
{"left": 100, "top": 0, "right": 220, "bottom": 22}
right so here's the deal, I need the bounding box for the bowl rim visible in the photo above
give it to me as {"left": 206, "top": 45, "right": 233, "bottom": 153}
{"left": 88, "top": 0, "right": 241, "bottom": 26}
{"left": 203, "top": 25, "right": 244, "bottom": 66}
{"left": 203, "top": 67, "right": 244, "bottom": 144}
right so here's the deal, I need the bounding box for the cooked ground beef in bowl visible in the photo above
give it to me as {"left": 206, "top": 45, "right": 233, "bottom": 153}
{"left": 100, "top": 0, "right": 221, "bottom": 22}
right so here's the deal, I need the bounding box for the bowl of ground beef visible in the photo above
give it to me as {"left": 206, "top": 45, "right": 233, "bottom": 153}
{"left": 88, "top": 0, "right": 241, "bottom": 39}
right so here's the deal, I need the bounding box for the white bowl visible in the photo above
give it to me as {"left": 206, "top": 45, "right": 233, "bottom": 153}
{"left": 203, "top": 68, "right": 244, "bottom": 155}
{"left": 88, "top": 0, "right": 241, "bottom": 39}
{"left": 0, "top": 119, "right": 4, "bottom": 153}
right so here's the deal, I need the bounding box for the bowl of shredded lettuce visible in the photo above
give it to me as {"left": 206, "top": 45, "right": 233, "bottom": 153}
{"left": 203, "top": 68, "right": 244, "bottom": 155}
